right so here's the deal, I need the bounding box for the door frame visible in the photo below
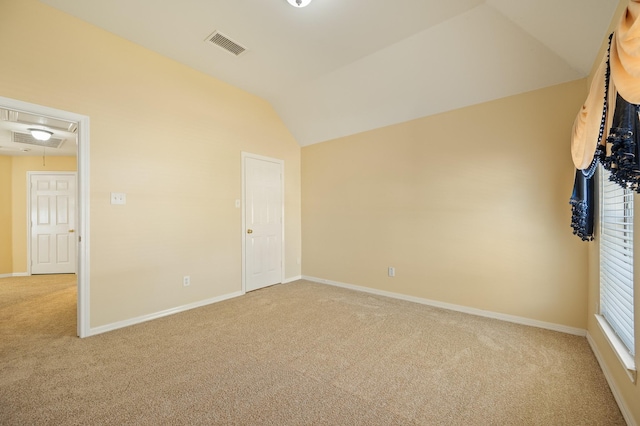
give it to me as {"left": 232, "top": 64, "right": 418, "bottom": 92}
{"left": 27, "top": 171, "right": 78, "bottom": 275}
{"left": 241, "top": 152, "right": 285, "bottom": 294}
{"left": 0, "top": 96, "right": 90, "bottom": 338}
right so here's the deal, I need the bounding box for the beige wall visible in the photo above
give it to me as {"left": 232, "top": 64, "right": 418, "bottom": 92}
{"left": 0, "top": 0, "right": 301, "bottom": 328}
{"left": 302, "top": 79, "right": 589, "bottom": 329}
{"left": 9, "top": 156, "right": 77, "bottom": 273}
{"left": 0, "top": 156, "right": 12, "bottom": 274}
{"left": 585, "top": 1, "right": 640, "bottom": 423}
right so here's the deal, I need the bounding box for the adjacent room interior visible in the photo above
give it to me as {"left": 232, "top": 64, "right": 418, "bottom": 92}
{"left": 1, "top": 0, "right": 638, "bottom": 424}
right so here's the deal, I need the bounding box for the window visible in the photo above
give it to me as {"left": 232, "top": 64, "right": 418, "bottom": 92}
{"left": 598, "top": 165, "right": 636, "bottom": 380}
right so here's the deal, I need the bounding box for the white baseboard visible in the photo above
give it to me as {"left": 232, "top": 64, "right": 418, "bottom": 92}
{"left": 283, "top": 275, "right": 302, "bottom": 284}
{"left": 88, "top": 290, "right": 244, "bottom": 337}
{"left": 302, "top": 275, "right": 587, "bottom": 337}
{"left": 587, "top": 332, "right": 637, "bottom": 426}
{"left": 0, "top": 272, "right": 29, "bottom": 278}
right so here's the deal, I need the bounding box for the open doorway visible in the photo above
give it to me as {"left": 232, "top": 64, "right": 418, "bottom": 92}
{"left": 0, "top": 96, "right": 90, "bottom": 337}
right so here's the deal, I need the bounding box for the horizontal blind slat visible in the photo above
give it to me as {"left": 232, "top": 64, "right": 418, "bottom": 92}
{"left": 601, "top": 283, "right": 634, "bottom": 315}
{"left": 600, "top": 239, "right": 633, "bottom": 252}
{"left": 600, "top": 267, "right": 633, "bottom": 292}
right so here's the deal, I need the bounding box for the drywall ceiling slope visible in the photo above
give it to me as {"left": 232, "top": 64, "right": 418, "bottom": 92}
{"left": 37, "top": 0, "right": 619, "bottom": 146}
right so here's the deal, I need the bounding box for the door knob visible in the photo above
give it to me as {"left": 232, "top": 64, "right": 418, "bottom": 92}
{"left": 68, "top": 229, "right": 75, "bottom": 233}
{"left": 247, "top": 229, "right": 253, "bottom": 234}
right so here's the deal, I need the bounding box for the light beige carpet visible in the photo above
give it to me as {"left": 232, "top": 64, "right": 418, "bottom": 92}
{"left": 0, "top": 275, "right": 626, "bottom": 425}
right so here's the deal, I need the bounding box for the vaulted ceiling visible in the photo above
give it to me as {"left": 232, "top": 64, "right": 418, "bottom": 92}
{"left": 39, "top": 0, "right": 619, "bottom": 146}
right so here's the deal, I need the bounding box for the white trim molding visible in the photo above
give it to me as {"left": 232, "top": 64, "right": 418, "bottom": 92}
{"left": 76, "top": 113, "right": 90, "bottom": 338}
{"left": 283, "top": 275, "right": 302, "bottom": 284}
{"left": 302, "top": 275, "right": 587, "bottom": 337}
{"left": 88, "top": 290, "right": 244, "bottom": 337}
{"left": 0, "top": 273, "right": 29, "bottom": 278}
{"left": 587, "top": 332, "right": 638, "bottom": 426}
{"left": 595, "top": 315, "right": 637, "bottom": 383}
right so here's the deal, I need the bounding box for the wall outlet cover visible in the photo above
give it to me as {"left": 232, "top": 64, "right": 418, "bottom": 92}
{"left": 110, "top": 192, "right": 126, "bottom": 205}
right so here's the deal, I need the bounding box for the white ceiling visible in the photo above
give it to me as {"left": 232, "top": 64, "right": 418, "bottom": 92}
{"left": 37, "top": 0, "right": 619, "bottom": 147}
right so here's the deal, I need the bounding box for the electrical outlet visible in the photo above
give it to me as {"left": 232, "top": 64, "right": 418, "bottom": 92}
{"left": 388, "top": 267, "right": 395, "bottom": 277}
{"left": 183, "top": 276, "right": 190, "bottom": 287}
{"left": 110, "top": 192, "right": 127, "bottom": 205}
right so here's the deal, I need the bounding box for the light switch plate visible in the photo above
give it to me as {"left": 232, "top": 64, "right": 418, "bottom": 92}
{"left": 111, "top": 192, "right": 126, "bottom": 205}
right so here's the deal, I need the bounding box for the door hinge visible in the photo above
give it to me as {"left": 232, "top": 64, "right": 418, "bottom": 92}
{"left": 78, "top": 236, "right": 82, "bottom": 243}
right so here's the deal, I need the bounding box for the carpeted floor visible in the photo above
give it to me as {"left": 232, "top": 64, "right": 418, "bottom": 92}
{"left": 0, "top": 275, "right": 626, "bottom": 425}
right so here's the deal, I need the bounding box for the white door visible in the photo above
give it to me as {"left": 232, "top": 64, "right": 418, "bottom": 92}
{"left": 30, "top": 173, "right": 77, "bottom": 274}
{"left": 244, "top": 155, "right": 283, "bottom": 292}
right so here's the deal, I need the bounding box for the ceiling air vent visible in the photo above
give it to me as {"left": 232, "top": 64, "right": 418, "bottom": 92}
{"left": 205, "top": 31, "right": 247, "bottom": 56}
{"left": 12, "top": 132, "right": 65, "bottom": 149}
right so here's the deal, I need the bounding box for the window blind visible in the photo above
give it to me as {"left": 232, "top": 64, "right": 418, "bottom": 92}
{"left": 600, "top": 166, "right": 635, "bottom": 356}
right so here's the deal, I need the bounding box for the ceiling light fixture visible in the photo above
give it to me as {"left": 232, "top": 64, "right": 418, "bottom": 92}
{"left": 29, "top": 128, "right": 53, "bottom": 141}
{"left": 287, "top": 0, "right": 312, "bottom": 7}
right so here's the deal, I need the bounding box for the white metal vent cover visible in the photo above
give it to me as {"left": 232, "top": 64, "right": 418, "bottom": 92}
{"left": 205, "top": 31, "right": 247, "bottom": 56}
{"left": 12, "top": 132, "right": 65, "bottom": 149}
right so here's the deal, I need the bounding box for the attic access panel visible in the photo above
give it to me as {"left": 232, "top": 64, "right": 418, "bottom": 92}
{"left": 0, "top": 108, "right": 77, "bottom": 132}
